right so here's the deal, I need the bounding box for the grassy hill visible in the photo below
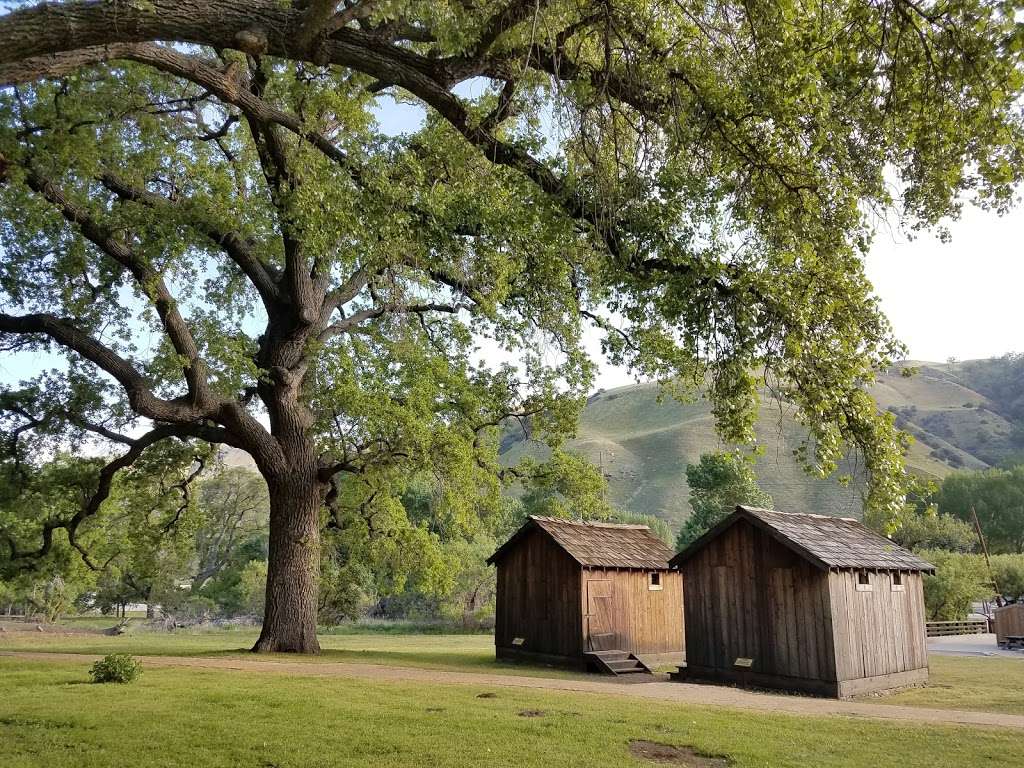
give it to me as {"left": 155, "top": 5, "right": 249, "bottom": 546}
{"left": 220, "top": 357, "right": 1023, "bottom": 531}
{"left": 500, "top": 359, "right": 1024, "bottom": 530}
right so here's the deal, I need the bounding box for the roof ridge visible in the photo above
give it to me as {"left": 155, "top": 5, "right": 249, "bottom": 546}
{"left": 528, "top": 515, "right": 651, "bottom": 530}
{"left": 489, "top": 516, "right": 671, "bottom": 568}
{"left": 741, "top": 506, "right": 859, "bottom": 523}
{"left": 671, "top": 505, "right": 935, "bottom": 573}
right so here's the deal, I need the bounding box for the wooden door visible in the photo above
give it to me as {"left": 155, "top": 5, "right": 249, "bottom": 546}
{"left": 768, "top": 567, "right": 797, "bottom": 677}
{"left": 586, "top": 579, "right": 616, "bottom": 650}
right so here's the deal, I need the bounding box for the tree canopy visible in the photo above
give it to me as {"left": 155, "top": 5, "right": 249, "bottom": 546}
{"left": 675, "top": 451, "right": 773, "bottom": 550}
{"left": 884, "top": 504, "right": 978, "bottom": 553}
{"left": 918, "top": 548, "right": 995, "bottom": 621}
{"left": 0, "top": 0, "right": 1022, "bottom": 651}
{"left": 937, "top": 466, "right": 1024, "bottom": 553}
{"left": 0, "top": 446, "right": 210, "bottom": 620}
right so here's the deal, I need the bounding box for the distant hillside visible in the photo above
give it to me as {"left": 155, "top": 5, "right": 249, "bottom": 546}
{"left": 876, "top": 358, "right": 1023, "bottom": 472}
{"left": 500, "top": 358, "right": 1024, "bottom": 530}
{"left": 220, "top": 357, "right": 1023, "bottom": 531}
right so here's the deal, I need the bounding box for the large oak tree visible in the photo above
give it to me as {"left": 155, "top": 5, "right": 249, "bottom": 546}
{"left": 0, "top": 0, "right": 1021, "bottom": 652}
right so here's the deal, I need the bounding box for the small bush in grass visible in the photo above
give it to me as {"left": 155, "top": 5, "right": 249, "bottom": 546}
{"left": 89, "top": 653, "right": 141, "bottom": 684}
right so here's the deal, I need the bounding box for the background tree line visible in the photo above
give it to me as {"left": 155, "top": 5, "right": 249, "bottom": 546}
{"left": 0, "top": 449, "right": 668, "bottom": 629}
{"left": 5, "top": 418, "right": 1024, "bottom": 628}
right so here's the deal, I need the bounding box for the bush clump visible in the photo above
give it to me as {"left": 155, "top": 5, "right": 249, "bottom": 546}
{"left": 89, "top": 653, "right": 142, "bottom": 684}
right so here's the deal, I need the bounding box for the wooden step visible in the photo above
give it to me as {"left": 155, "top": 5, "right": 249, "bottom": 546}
{"left": 588, "top": 650, "right": 630, "bottom": 661}
{"left": 584, "top": 650, "right": 653, "bottom": 676}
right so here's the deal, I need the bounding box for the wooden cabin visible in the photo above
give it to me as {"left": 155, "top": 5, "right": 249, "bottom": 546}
{"left": 487, "top": 515, "right": 684, "bottom": 673}
{"left": 669, "top": 506, "right": 935, "bottom": 698}
{"left": 994, "top": 603, "right": 1024, "bottom": 647}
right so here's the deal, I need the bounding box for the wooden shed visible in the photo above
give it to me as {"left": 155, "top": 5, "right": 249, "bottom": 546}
{"left": 994, "top": 603, "right": 1024, "bottom": 647}
{"left": 669, "top": 506, "right": 935, "bottom": 698}
{"left": 487, "top": 516, "right": 684, "bottom": 673}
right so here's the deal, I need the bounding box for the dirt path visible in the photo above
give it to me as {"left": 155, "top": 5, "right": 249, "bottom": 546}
{"left": 5, "top": 650, "right": 1023, "bottom": 730}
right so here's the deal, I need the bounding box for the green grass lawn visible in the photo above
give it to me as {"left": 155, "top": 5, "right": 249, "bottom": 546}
{"left": 6, "top": 623, "right": 1024, "bottom": 714}
{"left": 871, "top": 654, "right": 1024, "bottom": 715}
{"left": 2, "top": 656, "right": 1022, "bottom": 768}
{"left": 0, "top": 625, "right": 590, "bottom": 678}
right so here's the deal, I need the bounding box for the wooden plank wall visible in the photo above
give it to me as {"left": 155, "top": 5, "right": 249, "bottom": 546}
{"left": 581, "top": 567, "right": 684, "bottom": 656}
{"left": 828, "top": 570, "right": 928, "bottom": 682}
{"left": 993, "top": 604, "right": 1024, "bottom": 644}
{"left": 682, "top": 519, "right": 836, "bottom": 682}
{"left": 494, "top": 528, "right": 582, "bottom": 659}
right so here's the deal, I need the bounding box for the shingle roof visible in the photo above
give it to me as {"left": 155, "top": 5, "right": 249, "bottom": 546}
{"left": 487, "top": 516, "right": 675, "bottom": 570}
{"left": 670, "top": 506, "right": 935, "bottom": 573}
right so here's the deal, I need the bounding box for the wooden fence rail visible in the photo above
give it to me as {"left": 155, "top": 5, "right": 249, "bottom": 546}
{"left": 926, "top": 619, "right": 989, "bottom": 637}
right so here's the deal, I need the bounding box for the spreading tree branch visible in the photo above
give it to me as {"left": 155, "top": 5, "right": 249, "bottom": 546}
{"left": 98, "top": 171, "right": 283, "bottom": 309}
{"left": 317, "top": 300, "right": 469, "bottom": 343}
{"left": 20, "top": 166, "right": 212, "bottom": 402}
{"left": 2, "top": 424, "right": 221, "bottom": 568}
{"left": 0, "top": 311, "right": 203, "bottom": 424}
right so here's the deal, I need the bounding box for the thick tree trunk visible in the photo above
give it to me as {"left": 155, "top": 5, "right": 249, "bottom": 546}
{"left": 252, "top": 470, "right": 322, "bottom": 654}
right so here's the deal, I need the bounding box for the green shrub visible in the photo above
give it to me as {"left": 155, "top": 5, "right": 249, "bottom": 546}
{"left": 875, "top": 504, "right": 977, "bottom": 553}
{"left": 918, "top": 550, "right": 995, "bottom": 621}
{"left": 89, "top": 653, "right": 142, "bottom": 684}
{"left": 991, "top": 554, "right": 1024, "bottom": 600}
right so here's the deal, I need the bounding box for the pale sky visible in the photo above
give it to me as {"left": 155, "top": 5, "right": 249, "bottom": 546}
{"left": 865, "top": 205, "right": 1023, "bottom": 365}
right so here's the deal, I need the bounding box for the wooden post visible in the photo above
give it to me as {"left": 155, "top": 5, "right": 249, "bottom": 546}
{"left": 734, "top": 657, "right": 753, "bottom": 688}
{"left": 971, "top": 506, "right": 1002, "bottom": 608}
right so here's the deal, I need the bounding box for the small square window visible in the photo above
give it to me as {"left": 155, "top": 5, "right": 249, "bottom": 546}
{"left": 649, "top": 572, "right": 663, "bottom": 591}
{"left": 891, "top": 572, "right": 905, "bottom": 592}
{"left": 856, "top": 571, "right": 873, "bottom": 592}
